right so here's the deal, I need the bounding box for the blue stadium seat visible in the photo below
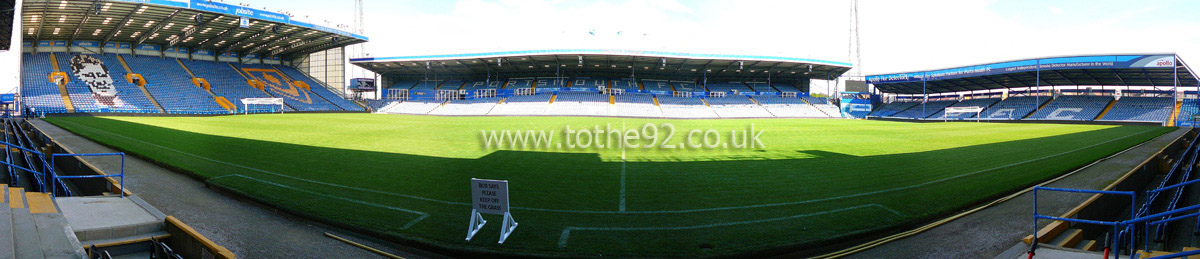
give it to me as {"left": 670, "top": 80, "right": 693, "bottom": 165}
{"left": 930, "top": 98, "right": 999, "bottom": 119}
{"left": 704, "top": 82, "right": 752, "bottom": 93}
{"left": 980, "top": 96, "right": 1050, "bottom": 120}
{"left": 274, "top": 65, "right": 363, "bottom": 111}
{"left": 53, "top": 53, "right": 159, "bottom": 113}
{"left": 887, "top": 100, "right": 957, "bottom": 119}
{"left": 21, "top": 53, "right": 68, "bottom": 114}
{"left": 122, "top": 55, "right": 226, "bottom": 114}
{"left": 641, "top": 80, "right": 672, "bottom": 91}
{"left": 1025, "top": 95, "right": 1113, "bottom": 121}
{"left": 569, "top": 78, "right": 607, "bottom": 89}
{"left": 869, "top": 101, "right": 919, "bottom": 117}
{"left": 1097, "top": 97, "right": 1173, "bottom": 123}
{"left": 181, "top": 59, "right": 287, "bottom": 113}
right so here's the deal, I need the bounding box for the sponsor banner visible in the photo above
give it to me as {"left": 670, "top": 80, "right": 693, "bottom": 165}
{"left": 111, "top": 0, "right": 189, "bottom": 8}
{"left": 22, "top": 41, "right": 32, "bottom": 47}
{"left": 190, "top": 0, "right": 289, "bottom": 24}
{"left": 72, "top": 41, "right": 100, "bottom": 48}
{"left": 871, "top": 55, "right": 1177, "bottom": 84}
{"left": 193, "top": 49, "right": 214, "bottom": 56}
{"left": 408, "top": 89, "right": 436, "bottom": 100}
{"left": 137, "top": 44, "right": 161, "bottom": 51}
{"left": 244, "top": 53, "right": 260, "bottom": 59}
{"left": 840, "top": 98, "right": 872, "bottom": 118}
{"left": 105, "top": 42, "right": 133, "bottom": 49}
{"left": 220, "top": 52, "right": 239, "bottom": 58}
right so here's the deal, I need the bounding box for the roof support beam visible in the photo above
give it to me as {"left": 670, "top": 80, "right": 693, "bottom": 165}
{"left": 135, "top": 10, "right": 181, "bottom": 46}
{"left": 100, "top": 4, "right": 141, "bottom": 48}
{"left": 171, "top": 14, "right": 222, "bottom": 48}
{"left": 249, "top": 29, "right": 305, "bottom": 56}
{"left": 194, "top": 27, "right": 237, "bottom": 51}
{"left": 68, "top": 0, "right": 103, "bottom": 45}
{"left": 1049, "top": 69, "right": 1076, "bottom": 86}
{"left": 32, "top": 1, "right": 52, "bottom": 45}
{"left": 221, "top": 26, "right": 272, "bottom": 56}
{"left": 1111, "top": 69, "right": 1129, "bottom": 86}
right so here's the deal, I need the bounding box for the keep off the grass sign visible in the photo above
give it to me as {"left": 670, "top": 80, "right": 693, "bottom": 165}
{"left": 471, "top": 179, "right": 509, "bottom": 215}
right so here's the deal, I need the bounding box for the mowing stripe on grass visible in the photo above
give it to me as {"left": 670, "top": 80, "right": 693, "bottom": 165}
{"left": 54, "top": 120, "right": 1159, "bottom": 216}
{"left": 220, "top": 174, "right": 429, "bottom": 230}
{"left": 557, "top": 203, "right": 902, "bottom": 248}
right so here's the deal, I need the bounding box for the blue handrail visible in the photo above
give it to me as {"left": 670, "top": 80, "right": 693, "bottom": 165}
{"left": 1032, "top": 186, "right": 1136, "bottom": 259}
{"left": 50, "top": 152, "right": 125, "bottom": 198}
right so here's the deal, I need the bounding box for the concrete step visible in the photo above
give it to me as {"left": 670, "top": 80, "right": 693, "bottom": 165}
{"left": 110, "top": 251, "right": 150, "bottom": 259}
{"left": 0, "top": 196, "right": 14, "bottom": 259}
{"left": 11, "top": 207, "right": 43, "bottom": 259}
{"left": 30, "top": 211, "right": 86, "bottom": 259}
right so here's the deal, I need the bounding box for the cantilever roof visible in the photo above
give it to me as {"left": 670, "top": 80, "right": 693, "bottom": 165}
{"left": 21, "top": 0, "right": 366, "bottom": 59}
{"left": 867, "top": 54, "right": 1199, "bottom": 95}
{"left": 351, "top": 49, "right": 852, "bottom": 81}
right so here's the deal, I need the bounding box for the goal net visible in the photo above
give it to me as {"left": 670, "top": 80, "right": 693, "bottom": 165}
{"left": 241, "top": 98, "right": 285, "bottom": 114}
{"left": 944, "top": 106, "right": 984, "bottom": 121}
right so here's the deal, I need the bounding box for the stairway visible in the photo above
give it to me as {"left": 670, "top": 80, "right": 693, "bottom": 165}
{"left": 5, "top": 186, "right": 88, "bottom": 259}
{"left": 47, "top": 55, "right": 74, "bottom": 114}
{"left": 115, "top": 56, "right": 166, "bottom": 113}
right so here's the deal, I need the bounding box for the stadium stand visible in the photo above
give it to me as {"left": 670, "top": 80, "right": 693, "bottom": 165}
{"left": 237, "top": 63, "right": 344, "bottom": 112}
{"left": 411, "top": 80, "right": 442, "bottom": 90}
{"left": 181, "top": 59, "right": 287, "bottom": 113}
{"left": 54, "top": 53, "right": 158, "bottom": 113}
{"left": 123, "top": 55, "right": 227, "bottom": 114}
{"left": 868, "top": 101, "right": 919, "bottom": 117}
{"left": 755, "top": 96, "right": 829, "bottom": 117}
{"left": 802, "top": 96, "right": 844, "bottom": 117}
{"left": 536, "top": 78, "right": 567, "bottom": 89}
{"left": 428, "top": 98, "right": 502, "bottom": 116}
{"left": 657, "top": 95, "right": 717, "bottom": 118}
{"left": 21, "top": 53, "right": 68, "bottom": 114}
{"left": 642, "top": 80, "right": 673, "bottom": 91}
{"left": 570, "top": 78, "right": 607, "bottom": 89}
{"left": 488, "top": 94, "right": 552, "bottom": 115}
{"left": 391, "top": 80, "right": 419, "bottom": 89}
{"left": 274, "top": 65, "right": 363, "bottom": 111}
{"left": 365, "top": 99, "right": 395, "bottom": 111}
{"left": 611, "top": 79, "right": 639, "bottom": 91}
{"left": 1097, "top": 97, "right": 1174, "bottom": 123}
{"left": 1026, "top": 95, "right": 1113, "bottom": 121}
{"left": 672, "top": 81, "right": 701, "bottom": 92}
{"left": 545, "top": 92, "right": 611, "bottom": 116}
{"left": 506, "top": 78, "right": 535, "bottom": 89}
{"left": 1178, "top": 99, "right": 1199, "bottom": 125}
{"left": 704, "top": 82, "right": 753, "bottom": 93}
{"left": 612, "top": 94, "right": 663, "bottom": 117}
{"left": 745, "top": 82, "right": 777, "bottom": 92}
{"left": 440, "top": 80, "right": 465, "bottom": 90}
{"left": 979, "top": 96, "right": 1050, "bottom": 120}
{"left": 772, "top": 83, "right": 804, "bottom": 92}
{"left": 461, "top": 80, "right": 506, "bottom": 90}
{"left": 931, "top": 98, "right": 999, "bottom": 119}
{"left": 706, "top": 95, "right": 772, "bottom": 118}
{"left": 887, "top": 100, "right": 957, "bottom": 119}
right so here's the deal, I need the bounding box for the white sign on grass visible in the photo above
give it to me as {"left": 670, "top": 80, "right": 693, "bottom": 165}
{"left": 466, "top": 178, "right": 518, "bottom": 243}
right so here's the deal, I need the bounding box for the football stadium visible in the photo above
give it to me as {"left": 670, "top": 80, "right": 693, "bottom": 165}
{"left": 2, "top": 0, "right": 1200, "bottom": 259}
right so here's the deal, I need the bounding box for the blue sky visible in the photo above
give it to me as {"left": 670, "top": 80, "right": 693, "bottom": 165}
{"left": 240, "top": 0, "right": 1200, "bottom": 76}
{"left": 3, "top": 0, "right": 1198, "bottom": 91}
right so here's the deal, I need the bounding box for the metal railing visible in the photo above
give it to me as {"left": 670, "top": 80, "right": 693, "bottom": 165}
{"left": 1031, "top": 186, "right": 1136, "bottom": 259}
{"left": 49, "top": 153, "right": 125, "bottom": 198}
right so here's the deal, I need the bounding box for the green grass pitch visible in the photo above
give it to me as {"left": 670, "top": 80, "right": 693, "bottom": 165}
{"left": 44, "top": 114, "right": 1171, "bottom": 257}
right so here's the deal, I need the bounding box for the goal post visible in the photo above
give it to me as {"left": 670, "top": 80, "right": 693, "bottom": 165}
{"left": 241, "top": 98, "right": 285, "bottom": 114}
{"left": 944, "top": 106, "right": 984, "bottom": 122}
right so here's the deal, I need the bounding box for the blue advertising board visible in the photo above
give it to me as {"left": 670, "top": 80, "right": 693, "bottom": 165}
{"left": 839, "top": 92, "right": 875, "bottom": 118}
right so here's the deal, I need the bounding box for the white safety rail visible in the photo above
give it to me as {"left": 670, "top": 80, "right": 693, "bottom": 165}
{"left": 488, "top": 94, "right": 552, "bottom": 116}
{"left": 657, "top": 96, "right": 718, "bottom": 118}
{"left": 611, "top": 94, "right": 664, "bottom": 118}
{"left": 378, "top": 100, "right": 444, "bottom": 115}
{"left": 707, "top": 96, "right": 774, "bottom": 118}
{"left": 429, "top": 98, "right": 502, "bottom": 116}
{"left": 755, "top": 96, "right": 830, "bottom": 118}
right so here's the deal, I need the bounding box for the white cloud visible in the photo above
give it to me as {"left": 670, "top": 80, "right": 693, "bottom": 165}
{"left": 1049, "top": 6, "right": 1063, "bottom": 15}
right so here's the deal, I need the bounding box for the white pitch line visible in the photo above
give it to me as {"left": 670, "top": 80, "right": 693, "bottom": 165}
{"left": 57, "top": 120, "right": 1159, "bottom": 215}
{"left": 619, "top": 119, "right": 627, "bottom": 212}
{"left": 221, "top": 174, "right": 429, "bottom": 229}
{"left": 557, "top": 203, "right": 902, "bottom": 248}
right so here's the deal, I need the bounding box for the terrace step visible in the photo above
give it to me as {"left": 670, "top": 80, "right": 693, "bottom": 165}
{"left": 1095, "top": 98, "right": 1117, "bottom": 120}
{"left": 0, "top": 193, "right": 14, "bottom": 259}
{"left": 1050, "top": 228, "right": 1083, "bottom": 248}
